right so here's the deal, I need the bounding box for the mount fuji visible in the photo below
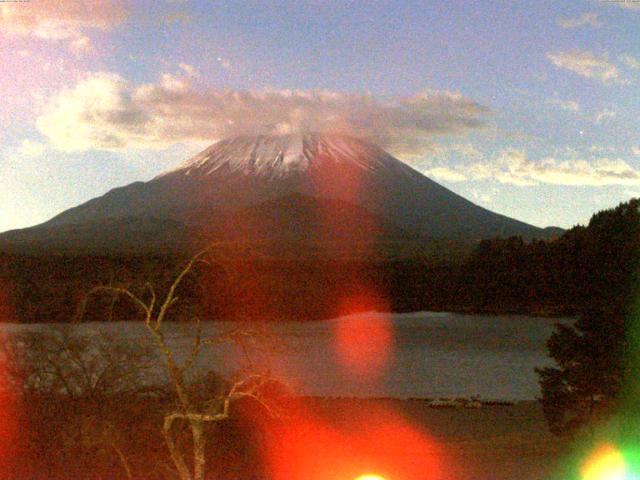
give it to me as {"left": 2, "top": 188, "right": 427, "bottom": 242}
{"left": 0, "top": 133, "right": 560, "bottom": 254}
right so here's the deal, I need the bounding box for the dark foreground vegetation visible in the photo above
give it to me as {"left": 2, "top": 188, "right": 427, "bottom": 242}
{"left": 0, "top": 319, "right": 290, "bottom": 480}
{"left": 4, "top": 391, "right": 281, "bottom": 480}
{"left": 536, "top": 199, "right": 640, "bottom": 439}
{"left": 0, "top": 321, "right": 559, "bottom": 480}
{"left": 1, "top": 392, "right": 560, "bottom": 480}
{"left": 0, "top": 199, "right": 637, "bottom": 478}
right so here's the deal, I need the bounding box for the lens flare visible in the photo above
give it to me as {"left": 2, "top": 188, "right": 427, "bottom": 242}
{"left": 0, "top": 280, "right": 18, "bottom": 476}
{"left": 333, "top": 293, "right": 393, "bottom": 380}
{"left": 582, "top": 445, "right": 626, "bottom": 480}
{"left": 263, "top": 402, "right": 446, "bottom": 480}
{"left": 355, "top": 474, "right": 387, "bottom": 480}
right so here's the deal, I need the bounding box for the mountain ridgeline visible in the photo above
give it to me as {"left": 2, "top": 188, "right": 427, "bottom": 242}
{"left": 0, "top": 133, "right": 559, "bottom": 254}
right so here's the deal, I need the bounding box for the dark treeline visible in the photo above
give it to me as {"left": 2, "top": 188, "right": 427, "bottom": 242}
{"left": 1, "top": 199, "right": 638, "bottom": 323}
{"left": 0, "top": 253, "right": 460, "bottom": 322}
{"left": 462, "top": 198, "right": 639, "bottom": 317}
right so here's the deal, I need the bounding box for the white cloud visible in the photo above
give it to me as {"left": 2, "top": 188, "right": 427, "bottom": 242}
{"left": 594, "top": 108, "right": 616, "bottom": 123}
{"left": 69, "top": 36, "right": 93, "bottom": 55}
{"left": 422, "top": 166, "right": 468, "bottom": 182}
{"left": 469, "top": 186, "right": 499, "bottom": 205}
{"left": 36, "top": 71, "right": 491, "bottom": 156}
{"left": 415, "top": 143, "right": 484, "bottom": 176}
{"left": 557, "top": 12, "right": 601, "bottom": 28}
{"left": 0, "top": 1, "right": 127, "bottom": 47}
{"left": 546, "top": 97, "right": 581, "bottom": 112}
{"left": 546, "top": 50, "right": 628, "bottom": 85}
{"left": 619, "top": 54, "right": 640, "bottom": 69}
{"left": 421, "top": 148, "right": 640, "bottom": 186}
{"left": 451, "top": 143, "right": 484, "bottom": 160}
{"left": 590, "top": 145, "right": 617, "bottom": 154}
{"left": 178, "top": 63, "right": 199, "bottom": 77}
{"left": 516, "top": 155, "right": 640, "bottom": 186}
{"left": 607, "top": 0, "right": 640, "bottom": 10}
{"left": 632, "top": 145, "right": 640, "bottom": 156}
{"left": 18, "top": 139, "right": 47, "bottom": 157}
{"left": 36, "top": 72, "right": 148, "bottom": 151}
{"left": 397, "top": 141, "right": 447, "bottom": 164}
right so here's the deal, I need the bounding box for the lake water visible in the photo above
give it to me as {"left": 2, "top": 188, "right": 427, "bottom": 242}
{"left": 0, "top": 312, "right": 568, "bottom": 400}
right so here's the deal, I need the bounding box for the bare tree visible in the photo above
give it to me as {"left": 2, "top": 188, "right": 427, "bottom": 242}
{"left": 0, "top": 327, "right": 156, "bottom": 399}
{"left": 0, "top": 326, "right": 158, "bottom": 479}
{"left": 78, "top": 248, "right": 282, "bottom": 480}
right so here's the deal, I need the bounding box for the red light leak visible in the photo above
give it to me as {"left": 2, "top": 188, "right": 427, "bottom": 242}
{"left": 0, "top": 283, "right": 19, "bottom": 476}
{"left": 194, "top": 139, "right": 432, "bottom": 480}
{"left": 263, "top": 403, "right": 448, "bottom": 480}
{"left": 333, "top": 292, "right": 393, "bottom": 380}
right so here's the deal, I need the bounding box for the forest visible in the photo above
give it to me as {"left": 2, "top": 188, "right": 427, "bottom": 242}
{"left": 1, "top": 199, "right": 638, "bottom": 324}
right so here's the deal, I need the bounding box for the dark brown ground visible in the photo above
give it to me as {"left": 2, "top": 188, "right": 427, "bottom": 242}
{"left": 6, "top": 396, "right": 567, "bottom": 480}
{"left": 301, "top": 398, "right": 565, "bottom": 480}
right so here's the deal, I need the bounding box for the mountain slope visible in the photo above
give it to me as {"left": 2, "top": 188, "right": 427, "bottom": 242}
{"left": 0, "top": 133, "right": 557, "bottom": 253}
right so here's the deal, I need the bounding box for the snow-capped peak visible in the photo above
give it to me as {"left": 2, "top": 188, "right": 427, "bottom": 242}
{"left": 161, "top": 132, "right": 405, "bottom": 180}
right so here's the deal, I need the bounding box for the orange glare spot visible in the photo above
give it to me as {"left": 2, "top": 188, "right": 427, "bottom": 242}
{"left": 0, "top": 281, "right": 19, "bottom": 476}
{"left": 582, "top": 444, "right": 626, "bottom": 480}
{"left": 263, "top": 403, "right": 446, "bottom": 480}
{"left": 333, "top": 292, "right": 393, "bottom": 380}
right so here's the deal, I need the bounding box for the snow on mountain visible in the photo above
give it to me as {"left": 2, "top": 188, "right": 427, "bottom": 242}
{"left": 162, "top": 133, "right": 411, "bottom": 180}
{"left": 0, "top": 133, "right": 557, "bottom": 253}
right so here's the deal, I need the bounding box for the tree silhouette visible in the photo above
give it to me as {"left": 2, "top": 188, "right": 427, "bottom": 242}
{"left": 536, "top": 199, "right": 640, "bottom": 436}
{"left": 77, "top": 247, "right": 283, "bottom": 480}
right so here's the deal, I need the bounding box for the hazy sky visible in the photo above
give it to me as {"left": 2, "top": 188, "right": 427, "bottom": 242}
{"left": 2, "top": 0, "right": 640, "bottom": 232}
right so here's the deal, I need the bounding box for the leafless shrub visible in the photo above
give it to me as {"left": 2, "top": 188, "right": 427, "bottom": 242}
{"left": 0, "top": 327, "right": 157, "bottom": 400}
{"left": 0, "top": 326, "right": 161, "bottom": 479}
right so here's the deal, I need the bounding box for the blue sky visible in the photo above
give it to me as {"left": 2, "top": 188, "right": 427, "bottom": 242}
{"left": 2, "top": 0, "right": 640, "bottom": 232}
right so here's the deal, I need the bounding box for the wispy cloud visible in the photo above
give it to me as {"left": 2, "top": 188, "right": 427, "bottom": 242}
{"left": 68, "top": 36, "right": 93, "bottom": 56}
{"left": 451, "top": 143, "right": 484, "bottom": 161}
{"left": 593, "top": 108, "right": 616, "bottom": 123}
{"left": 546, "top": 50, "right": 628, "bottom": 85}
{"left": 557, "top": 12, "right": 601, "bottom": 28}
{"left": 423, "top": 166, "right": 468, "bottom": 182}
{"left": 423, "top": 148, "right": 640, "bottom": 186}
{"left": 546, "top": 97, "right": 581, "bottom": 112}
{"left": 35, "top": 71, "right": 491, "bottom": 157}
{"left": 605, "top": 0, "right": 640, "bottom": 10}
{"left": 590, "top": 145, "right": 617, "bottom": 154}
{"left": 18, "top": 139, "right": 47, "bottom": 158}
{"left": 178, "top": 63, "right": 199, "bottom": 77}
{"left": 619, "top": 53, "right": 640, "bottom": 69}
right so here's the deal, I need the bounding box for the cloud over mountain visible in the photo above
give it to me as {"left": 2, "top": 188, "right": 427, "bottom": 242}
{"left": 35, "top": 71, "right": 490, "bottom": 158}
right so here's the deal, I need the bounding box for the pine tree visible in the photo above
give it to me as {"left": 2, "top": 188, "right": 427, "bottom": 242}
{"left": 536, "top": 199, "right": 640, "bottom": 435}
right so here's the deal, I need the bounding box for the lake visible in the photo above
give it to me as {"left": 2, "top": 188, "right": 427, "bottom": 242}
{"left": 0, "top": 311, "right": 568, "bottom": 401}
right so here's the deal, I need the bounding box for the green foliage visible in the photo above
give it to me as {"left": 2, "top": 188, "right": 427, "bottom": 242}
{"left": 536, "top": 199, "right": 640, "bottom": 436}
{"left": 536, "top": 312, "right": 626, "bottom": 435}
